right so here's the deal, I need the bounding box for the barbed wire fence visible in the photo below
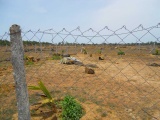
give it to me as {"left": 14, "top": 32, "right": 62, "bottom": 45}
{"left": 0, "top": 24, "right": 160, "bottom": 120}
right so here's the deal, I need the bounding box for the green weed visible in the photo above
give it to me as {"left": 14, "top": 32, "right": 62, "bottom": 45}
{"left": 152, "top": 49, "right": 160, "bottom": 55}
{"left": 118, "top": 49, "right": 125, "bottom": 55}
{"left": 97, "top": 49, "right": 102, "bottom": 54}
{"left": 52, "top": 55, "right": 62, "bottom": 60}
{"left": 26, "top": 61, "right": 34, "bottom": 65}
{"left": 82, "top": 49, "right": 87, "bottom": 54}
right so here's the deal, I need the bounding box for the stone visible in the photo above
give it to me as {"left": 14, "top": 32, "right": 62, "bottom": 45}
{"left": 36, "top": 58, "right": 40, "bottom": 62}
{"left": 74, "top": 61, "right": 84, "bottom": 66}
{"left": 85, "top": 67, "right": 95, "bottom": 74}
{"left": 99, "top": 56, "right": 104, "bottom": 60}
{"left": 147, "top": 63, "right": 160, "bottom": 67}
{"left": 62, "top": 54, "right": 70, "bottom": 57}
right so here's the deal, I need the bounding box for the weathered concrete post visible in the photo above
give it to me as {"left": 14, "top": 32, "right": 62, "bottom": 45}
{"left": 10, "top": 24, "right": 31, "bottom": 120}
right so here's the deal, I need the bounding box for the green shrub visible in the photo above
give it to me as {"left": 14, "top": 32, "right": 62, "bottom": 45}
{"left": 81, "top": 47, "right": 87, "bottom": 54}
{"left": 152, "top": 49, "right": 160, "bottom": 55}
{"left": 97, "top": 49, "right": 102, "bottom": 54}
{"left": 83, "top": 49, "right": 87, "bottom": 54}
{"left": 117, "top": 49, "right": 125, "bottom": 55}
{"left": 52, "top": 55, "right": 62, "bottom": 60}
{"left": 60, "top": 95, "right": 84, "bottom": 120}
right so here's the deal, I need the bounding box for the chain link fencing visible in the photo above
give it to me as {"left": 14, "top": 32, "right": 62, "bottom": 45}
{"left": 0, "top": 24, "right": 160, "bottom": 120}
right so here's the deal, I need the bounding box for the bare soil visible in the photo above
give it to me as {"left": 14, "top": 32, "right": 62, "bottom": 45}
{"left": 0, "top": 45, "right": 160, "bottom": 120}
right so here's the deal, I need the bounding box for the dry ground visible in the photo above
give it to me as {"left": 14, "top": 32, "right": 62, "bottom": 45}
{"left": 0, "top": 45, "right": 160, "bottom": 120}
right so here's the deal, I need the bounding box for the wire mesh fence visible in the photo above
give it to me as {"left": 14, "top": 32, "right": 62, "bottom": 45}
{"left": 0, "top": 24, "right": 160, "bottom": 120}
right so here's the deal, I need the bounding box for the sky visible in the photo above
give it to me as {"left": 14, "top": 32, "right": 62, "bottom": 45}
{"left": 0, "top": 0, "right": 160, "bottom": 43}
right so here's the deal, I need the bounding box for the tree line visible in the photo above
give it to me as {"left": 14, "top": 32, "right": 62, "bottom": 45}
{"left": 0, "top": 39, "right": 159, "bottom": 46}
{"left": 0, "top": 40, "right": 51, "bottom": 46}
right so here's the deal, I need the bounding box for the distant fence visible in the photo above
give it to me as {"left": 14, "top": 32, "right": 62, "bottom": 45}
{"left": 0, "top": 24, "right": 160, "bottom": 120}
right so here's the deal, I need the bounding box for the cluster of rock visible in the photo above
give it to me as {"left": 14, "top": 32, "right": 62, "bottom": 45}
{"left": 60, "top": 55, "right": 98, "bottom": 74}
{"left": 60, "top": 56, "right": 83, "bottom": 66}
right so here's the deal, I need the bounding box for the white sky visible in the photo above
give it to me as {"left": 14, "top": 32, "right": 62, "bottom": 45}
{"left": 91, "top": 0, "right": 160, "bottom": 29}
{"left": 0, "top": 0, "right": 160, "bottom": 43}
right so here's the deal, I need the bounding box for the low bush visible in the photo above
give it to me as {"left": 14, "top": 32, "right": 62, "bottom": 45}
{"left": 81, "top": 47, "right": 87, "bottom": 54}
{"left": 117, "top": 49, "right": 125, "bottom": 55}
{"left": 83, "top": 49, "right": 87, "bottom": 54}
{"left": 60, "top": 95, "right": 84, "bottom": 120}
{"left": 52, "top": 55, "right": 62, "bottom": 60}
{"left": 152, "top": 49, "right": 160, "bottom": 55}
{"left": 97, "top": 49, "right": 102, "bottom": 54}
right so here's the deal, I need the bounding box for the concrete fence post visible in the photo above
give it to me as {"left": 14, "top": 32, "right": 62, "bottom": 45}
{"left": 10, "top": 24, "right": 31, "bottom": 120}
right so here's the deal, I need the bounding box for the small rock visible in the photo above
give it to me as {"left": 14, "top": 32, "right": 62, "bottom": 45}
{"left": 85, "top": 67, "right": 95, "bottom": 74}
{"left": 36, "top": 58, "right": 40, "bottom": 62}
{"left": 99, "top": 56, "right": 104, "bottom": 60}
{"left": 62, "top": 54, "right": 70, "bottom": 57}
{"left": 74, "top": 61, "right": 84, "bottom": 66}
{"left": 147, "top": 63, "right": 160, "bottom": 67}
{"left": 125, "top": 108, "right": 133, "bottom": 112}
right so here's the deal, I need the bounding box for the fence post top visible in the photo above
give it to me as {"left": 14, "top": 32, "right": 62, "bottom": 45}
{"left": 10, "top": 24, "right": 21, "bottom": 34}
